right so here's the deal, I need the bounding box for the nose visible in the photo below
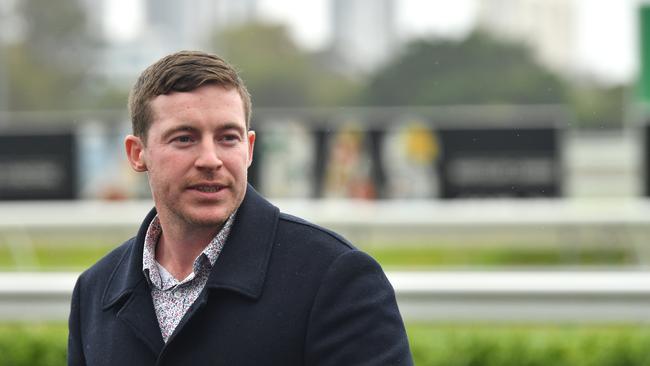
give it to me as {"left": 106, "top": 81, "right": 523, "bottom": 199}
{"left": 194, "top": 138, "right": 223, "bottom": 170}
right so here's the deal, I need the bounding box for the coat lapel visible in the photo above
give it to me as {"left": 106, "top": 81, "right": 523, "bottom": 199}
{"left": 114, "top": 279, "right": 164, "bottom": 355}
{"left": 204, "top": 184, "right": 279, "bottom": 299}
{"left": 163, "top": 185, "right": 280, "bottom": 346}
{"left": 101, "top": 208, "right": 165, "bottom": 356}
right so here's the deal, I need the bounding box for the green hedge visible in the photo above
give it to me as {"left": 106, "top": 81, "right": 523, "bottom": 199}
{"left": 0, "top": 325, "right": 66, "bottom": 366}
{"left": 2, "top": 324, "right": 650, "bottom": 365}
{"left": 409, "top": 324, "right": 650, "bottom": 366}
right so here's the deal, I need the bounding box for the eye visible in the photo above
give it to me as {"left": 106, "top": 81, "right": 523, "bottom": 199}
{"left": 221, "top": 134, "right": 241, "bottom": 143}
{"left": 172, "top": 135, "right": 195, "bottom": 144}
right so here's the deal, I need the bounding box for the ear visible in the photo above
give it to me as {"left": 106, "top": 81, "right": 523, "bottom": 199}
{"left": 125, "top": 135, "right": 148, "bottom": 172}
{"left": 246, "top": 130, "right": 256, "bottom": 168}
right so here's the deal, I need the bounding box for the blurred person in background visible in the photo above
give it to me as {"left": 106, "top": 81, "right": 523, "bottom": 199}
{"left": 67, "top": 50, "right": 412, "bottom": 366}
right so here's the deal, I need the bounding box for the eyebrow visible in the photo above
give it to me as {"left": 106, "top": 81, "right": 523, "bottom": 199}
{"left": 220, "top": 122, "right": 246, "bottom": 136}
{"left": 161, "top": 125, "right": 199, "bottom": 142}
{"left": 160, "top": 122, "right": 246, "bottom": 141}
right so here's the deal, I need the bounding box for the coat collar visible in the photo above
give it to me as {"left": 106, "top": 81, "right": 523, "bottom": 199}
{"left": 203, "top": 185, "right": 279, "bottom": 298}
{"left": 102, "top": 184, "right": 280, "bottom": 308}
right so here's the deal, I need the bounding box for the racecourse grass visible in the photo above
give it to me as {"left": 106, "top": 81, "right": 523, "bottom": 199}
{"left": 0, "top": 238, "right": 635, "bottom": 271}
{"left": 365, "top": 245, "right": 634, "bottom": 269}
{"left": 2, "top": 323, "right": 650, "bottom": 366}
{"left": 0, "top": 242, "right": 118, "bottom": 271}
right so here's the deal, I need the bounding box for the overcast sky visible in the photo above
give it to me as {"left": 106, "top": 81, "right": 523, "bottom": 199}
{"left": 107, "top": 0, "right": 643, "bottom": 85}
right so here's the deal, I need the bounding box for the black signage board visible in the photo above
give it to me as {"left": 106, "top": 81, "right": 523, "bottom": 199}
{"left": 437, "top": 128, "right": 561, "bottom": 198}
{"left": 0, "top": 132, "right": 77, "bottom": 200}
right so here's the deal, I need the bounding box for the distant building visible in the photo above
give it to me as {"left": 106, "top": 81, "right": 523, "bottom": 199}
{"left": 331, "top": 0, "right": 397, "bottom": 74}
{"left": 0, "top": 0, "right": 22, "bottom": 45}
{"left": 78, "top": 0, "right": 107, "bottom": 39}
{"left": 145, "top": 0, "right": 257, "bottom": 51}
{"left": 92, "top": 0, "right": 258, "bottom": 85}
{"left": 477, "top": 0, "right": 577, "bottom": 77}
{"left": 215, "top": 0, "right": 258, "bottom": 28}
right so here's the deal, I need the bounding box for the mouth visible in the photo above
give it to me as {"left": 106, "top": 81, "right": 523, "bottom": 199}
{"left": 187, "top": 183, "right": 227, "bottom": 194}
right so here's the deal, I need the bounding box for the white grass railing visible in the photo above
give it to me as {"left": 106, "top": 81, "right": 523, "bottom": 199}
{"left": 2, "top": 271, "right": 650, "bottom": 323}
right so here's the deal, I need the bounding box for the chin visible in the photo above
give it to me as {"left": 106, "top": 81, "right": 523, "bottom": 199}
{"left": 189, "top": 218, "right": 227, "bottom": 228}
{"left": 185, "top": 206, "right": 233, "bottom": 227}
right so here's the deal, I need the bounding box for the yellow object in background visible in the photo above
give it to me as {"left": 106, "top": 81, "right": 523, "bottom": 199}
{"left": 403, "top": 123, "right": 439, "bottom": 165}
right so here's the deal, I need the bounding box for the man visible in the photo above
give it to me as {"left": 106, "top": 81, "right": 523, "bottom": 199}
{"left": 68, "top": 50, "right": 413, "bottom": 365}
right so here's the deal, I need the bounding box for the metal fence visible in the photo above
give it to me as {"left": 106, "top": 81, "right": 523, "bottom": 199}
{"left": 3, "top": 271, "right": 650, "bottom": 323}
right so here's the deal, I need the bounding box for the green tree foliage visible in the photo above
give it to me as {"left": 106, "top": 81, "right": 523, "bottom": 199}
{"left": 1, "top": 0, "right": 95, "bottom": 111}
{"left": 567, "top": 84, "right": 627, "bottom": 128}
{"left": 211, "top": 22, "right": 360, "bottom": 108}
{"left": 362, "top": 32, "right": 567, "bottom": 106}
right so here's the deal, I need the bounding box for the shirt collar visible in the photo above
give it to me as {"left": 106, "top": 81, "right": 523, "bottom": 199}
{"left": 142, "top": 212, "right": 236, "bottom": 289}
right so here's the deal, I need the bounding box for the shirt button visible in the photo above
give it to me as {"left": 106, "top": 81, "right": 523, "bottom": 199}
{"left": 174, "top": 291, "right": 182, "bottom": 299}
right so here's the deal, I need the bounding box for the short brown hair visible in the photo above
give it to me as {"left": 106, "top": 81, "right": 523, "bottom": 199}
{"left": 128, "top": 50, "right": 252, "bottom": 141}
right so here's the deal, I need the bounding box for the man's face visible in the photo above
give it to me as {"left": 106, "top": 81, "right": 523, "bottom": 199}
{"left": 126, "top": 84, "right": 255, "bottom": 229}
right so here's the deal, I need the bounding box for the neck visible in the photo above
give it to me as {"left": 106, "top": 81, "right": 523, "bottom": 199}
{"left": 155, "top": 217, "right": 222, "bottom": 281}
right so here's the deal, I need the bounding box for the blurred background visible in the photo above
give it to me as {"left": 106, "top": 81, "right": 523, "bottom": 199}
{"left": 2, "top": 0, "right": 650, "bottom": 364}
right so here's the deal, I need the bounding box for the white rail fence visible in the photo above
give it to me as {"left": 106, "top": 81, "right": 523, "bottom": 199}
{"left": 3, "top": 271, "right": 650, "bottom": 323}
{"left": 3, "top": 198, "right": 650, "bottom": 249}
{"left": 4, "top": 198, "right": 650, "bottom": 229}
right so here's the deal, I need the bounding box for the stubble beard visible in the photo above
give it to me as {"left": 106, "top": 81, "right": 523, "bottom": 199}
{"left": 166, "top": 196, "right": 233, "bottom": 230}
{"left": 149, "top": 168, "right": 248, "bottom": 232}
{"left": 163, "top": 184, "right": 245, "bottom": 231}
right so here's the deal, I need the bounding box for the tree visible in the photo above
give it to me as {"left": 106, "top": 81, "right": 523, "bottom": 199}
{"left": 567, "top": 84, "right": 627, "bottom": 128}
{"left": 1, "top": 0, "right": 96, "bottom": 111}
{"left": 210, "top": 22, "right": 360, "bottom": 108}
{"left": 362, "top": 32, "right": 567, "bottom": 106}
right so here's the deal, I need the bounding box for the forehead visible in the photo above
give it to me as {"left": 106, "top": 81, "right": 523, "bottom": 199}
{"left": 149, "top": 85, "right": 245, "bottom": 125}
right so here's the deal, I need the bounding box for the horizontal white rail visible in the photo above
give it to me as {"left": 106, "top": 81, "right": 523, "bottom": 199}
{"left": 3, "top": 199, "right": 650, "bottom": 253}
{"left": 3, "top": 199, "right": 650, "bottom": 230}
{"left": 390, "top": 271, "right": 650, "bottom": 323}
{"left": 2, "top": 271, "right": 650, "bottom": 323}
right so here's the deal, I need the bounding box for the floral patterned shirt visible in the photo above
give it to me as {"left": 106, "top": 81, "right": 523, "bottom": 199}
{"left": 142, "top": 213, "right": 235, "bottom": 343}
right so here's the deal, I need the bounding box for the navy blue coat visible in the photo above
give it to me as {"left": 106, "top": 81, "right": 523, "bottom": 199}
{"left": 68, "top": 186, "right": 413, "bottom": 365}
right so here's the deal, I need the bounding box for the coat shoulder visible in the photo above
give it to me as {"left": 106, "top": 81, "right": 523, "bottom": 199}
{"left": 78, "top": 238, "right": 134, "bottom": 283}
{"left": 277, "top": 212, "right": 357, "bottom": 254}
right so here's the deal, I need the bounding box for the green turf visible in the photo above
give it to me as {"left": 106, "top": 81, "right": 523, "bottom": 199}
{"left": 364, "top": 245, "right": 634, "bottom": 268}
{"left": 0, "top": 236, "right": 637, "bottom": 270}
{"left": 0, "top": 243, "right": 635, "bottom": 271}
{"left": 0, "top": 243, "right": 117, "bottom": 271}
